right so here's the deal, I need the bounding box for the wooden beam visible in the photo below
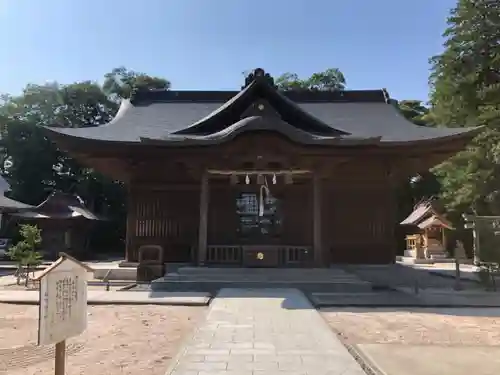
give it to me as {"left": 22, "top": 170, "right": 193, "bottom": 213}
{"left": 133, "top": 183, "right": 200, "bottom": 191}
{"left": 197, "top": 171, "right": 209, "bottom": 265}
{"left": 207, "top": 169, "right": 311, "bottom": 175}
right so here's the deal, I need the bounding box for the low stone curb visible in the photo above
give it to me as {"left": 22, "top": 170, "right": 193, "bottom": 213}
{"left": 0, "top": 290, "right": 211, "bottom": 306}
{"left": 0, "top": 300, "right": 210, "bottom": 306}
{"left": 327, "top": 324, "right": 384, "bottom": 375}
{"left": 312, "top": 291, "right": 500, "bottom": 308}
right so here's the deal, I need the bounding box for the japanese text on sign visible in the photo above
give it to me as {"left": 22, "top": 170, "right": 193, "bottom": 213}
{"left": 38, "top": 262, "right": 87, "bottom": 346}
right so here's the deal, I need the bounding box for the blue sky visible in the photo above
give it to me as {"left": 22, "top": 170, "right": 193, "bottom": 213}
{"left": 0, "top": 0, "right": 455, "bottom": 101}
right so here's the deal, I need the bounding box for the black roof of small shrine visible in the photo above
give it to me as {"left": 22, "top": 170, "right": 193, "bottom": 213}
{"left": 0, "top": 195, "right": 33, "bottom": 212}
{"left": 44, "top": 68, "right": 481, "bottom": 146}
{"left": 11, "top": 192, "right": 101, "bottom": 220}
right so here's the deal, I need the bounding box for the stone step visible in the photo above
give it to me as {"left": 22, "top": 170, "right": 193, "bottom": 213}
{"left": 312, "top": 291, "right": 422, "bottom": 307}
{"left": 163, "top": 274, "right": 360, "bottom": 282}
{"left": 174, "top": 266, "right": 354, "bottom": 277}
{"left": 150, "top": 278, "right": 373, "bottom": 294}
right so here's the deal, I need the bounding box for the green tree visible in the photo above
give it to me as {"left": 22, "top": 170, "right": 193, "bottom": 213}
{"left": 103, "top": 66, "right": 171, "bottom": 100}
{"left": 429, "top": 0, "right": 500, "bottom": 128}
{"left": 7, "top": 224, "right": 42, "bottom": 286}
{"left": 394, "top": 100, "right": 441, "bottom": 217}
{"left": 429, "top": 0, "right": 500, "bottom": 216}
{"left": 397, "top": 100, "right": 436, "bottom": 127}
{"left": 0, "top": 68, "right": 171, "bottom": 255}
{"left": 275, "top": 68, "right": 346, "bottom": 91}
{"left": 0, "top": 82, "right": 118, "bottom": 204}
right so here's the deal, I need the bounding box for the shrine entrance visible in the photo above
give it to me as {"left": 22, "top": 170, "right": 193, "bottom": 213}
{"left": 199, "top": 169, "right": 322, "bottom": 267}
{"left": 236, "top": 190, "right": 282, "bottom": 244}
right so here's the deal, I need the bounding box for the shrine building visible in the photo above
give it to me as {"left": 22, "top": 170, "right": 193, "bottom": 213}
{"left": 43, "top": 68, "right": 480, "bottom": 267}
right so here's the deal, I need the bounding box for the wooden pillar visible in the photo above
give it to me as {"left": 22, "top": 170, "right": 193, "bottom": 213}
{"left": 125, "top": 185, "right": 137, "bottom": 262}
{"left": 198, "top": 171, "right": 209, "bottom": 265}
{"left": 313, "top": 173, "right": 323, "bottom": 266}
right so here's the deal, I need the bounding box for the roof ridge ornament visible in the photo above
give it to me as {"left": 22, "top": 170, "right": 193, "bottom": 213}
{"left": 242, "top": 68, "right": 276, "bottom": 89}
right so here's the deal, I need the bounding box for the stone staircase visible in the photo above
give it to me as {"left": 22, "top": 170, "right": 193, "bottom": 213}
{"left": 150, "top": 266, "right": 373, "bottom": 294}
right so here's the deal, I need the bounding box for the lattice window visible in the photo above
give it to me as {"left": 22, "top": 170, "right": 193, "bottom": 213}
{"left": 135, "top": 197, "right": 181, "bottom": 238}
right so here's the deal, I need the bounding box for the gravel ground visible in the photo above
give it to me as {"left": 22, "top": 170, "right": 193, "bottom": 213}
{"left": 321, "top": 307, "right": 500, "bottom": 346}
{"left": 0, "top": 303, "right": 205, "bottom": 375}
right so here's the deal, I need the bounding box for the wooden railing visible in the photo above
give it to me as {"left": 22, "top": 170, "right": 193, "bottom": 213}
{"left": 206, "top": 245, "right": 242, "bottom": 264}
{"left": 206, "top": 245, "right": 312, "bottom": 266}
{"left": 278, "top": 246, "right": 311, "bottom": 264}
{"left": 405, "top": 234, "right": 421, "bottom": 251}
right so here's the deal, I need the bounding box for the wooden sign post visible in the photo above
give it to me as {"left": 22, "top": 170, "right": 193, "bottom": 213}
{"left": 36, "top": 253, "right": 92, "bottom": 375}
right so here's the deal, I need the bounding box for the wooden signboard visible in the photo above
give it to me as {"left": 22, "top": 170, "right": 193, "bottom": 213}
{"left": 36, "top": 253, "right": 93, "bottom": 375}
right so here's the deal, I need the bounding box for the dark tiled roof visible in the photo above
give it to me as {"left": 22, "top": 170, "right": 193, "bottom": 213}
{"left": 0, "top": 195, "right": 33, "bottom": 211}
{"left": 400, "top": 200, "right": 453, "bottom": 229}
{"left": 44, "top": 69, "right": 481, "bottom": 145}
{"left": 12, "top": 192, "right": 100, "bottom": 220}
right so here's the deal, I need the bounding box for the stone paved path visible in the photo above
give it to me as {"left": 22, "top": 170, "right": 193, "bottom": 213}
{"left": 168, "top": 288, "right": 366, "bottom": 375}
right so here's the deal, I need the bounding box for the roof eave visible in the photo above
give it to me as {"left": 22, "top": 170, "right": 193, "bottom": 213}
{"left": 382, "top": 126, "right": 483, "bottom": 146}
{"left": 42, "top": 126, "right": 140, "bottom": 149}
{"left": 139, "top": 135, "right": 383, "bottom": 147}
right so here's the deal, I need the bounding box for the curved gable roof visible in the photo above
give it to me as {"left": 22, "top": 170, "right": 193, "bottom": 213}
{"left": 172, "top": 78, "right": 349, "bottom": 136}
{"left": 43, "top": 68, "right": 482, "bottom": 147}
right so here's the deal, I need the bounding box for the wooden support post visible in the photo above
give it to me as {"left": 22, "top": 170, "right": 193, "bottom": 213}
{"left": 313, "top": 173, "right": 323, "bottom": 266}
{"left": 125, "top": 185, "right": 136, "bottom": 262}
{"left": 54, "top": 340, "right": 66, "bottom": 375}
{"left": 454, "top": 257, "right": 462, "bottom": 291}
{"left": 198, "top": 171, "right": 209, "bottom": 265}
{"left": 473, "top": 227, "right": 480, "bottom": 265}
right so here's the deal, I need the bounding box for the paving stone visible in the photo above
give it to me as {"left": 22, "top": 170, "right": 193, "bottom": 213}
{"left": 178, "top": 361, "right": 227, "bottom": 371}
{"left": 209, "top": 342, "right": 254, "bottom": 349}
{"left": 227, "top": 361, "right": 279, "bottom": 371}
{"left": 187, "top": 348, "right": 230, "bottom": 356}
{"left": 204, "top": 354, "right": 253, "bottom": 363}
{"left": 165, "top": 288, "right": 365, "bottom": 375}
{"left": 182, "top": 355, "right": 205, "bottom": 362}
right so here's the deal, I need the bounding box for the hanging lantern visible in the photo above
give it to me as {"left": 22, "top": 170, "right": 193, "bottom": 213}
{"left": 285, "top": 174, "right": 293, "bottom": 185}
{"left": 245, "top": 174, "right": 250, "bottom": 185}
{"left": 257, "top": 174, "right": 264, "bottom": 185}
{"left": 230, "top": 174, "right": 238, "bottom": 185}
{"left": 272, "top": 174, "right": 277, "bottom": 185}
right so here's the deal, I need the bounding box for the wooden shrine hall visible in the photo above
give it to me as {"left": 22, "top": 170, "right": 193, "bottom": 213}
{"left": 44, "top": 68, "right": 480, "bottom": 267}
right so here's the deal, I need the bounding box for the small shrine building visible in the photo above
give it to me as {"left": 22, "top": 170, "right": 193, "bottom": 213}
{"left": 11, "top": 192, "right": 101, "bottom": 259}
{"left": 401, "top": 200, "right": 454, "bottom": 261}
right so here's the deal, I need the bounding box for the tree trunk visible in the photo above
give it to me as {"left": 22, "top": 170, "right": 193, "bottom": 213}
{"left": 24, "top": 266, "right": 29, "bottom": 287}
{"left": 16, "top": 265, "right": 21, "bottom": 285}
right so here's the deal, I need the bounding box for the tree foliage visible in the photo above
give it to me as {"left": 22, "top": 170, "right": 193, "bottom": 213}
{"left": 429, "top": 0, "right": 500, "bottom": 216}
{"left": 0, "top": 82, "right": 118, "bottom": 204}
{"left": 275, "top": 68, "right": 346, "bottom": 91}
{"left": 397, "top": 100, "right": 436, "bottom": 127}
{"left": 0, "top": 67, "right": 168, "bottom": 254}
{"left": 103, "top": 66, "right": 171, "bottom": 100}
{"left": 7, "top": 224, "right": 42, "bottom": 286}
